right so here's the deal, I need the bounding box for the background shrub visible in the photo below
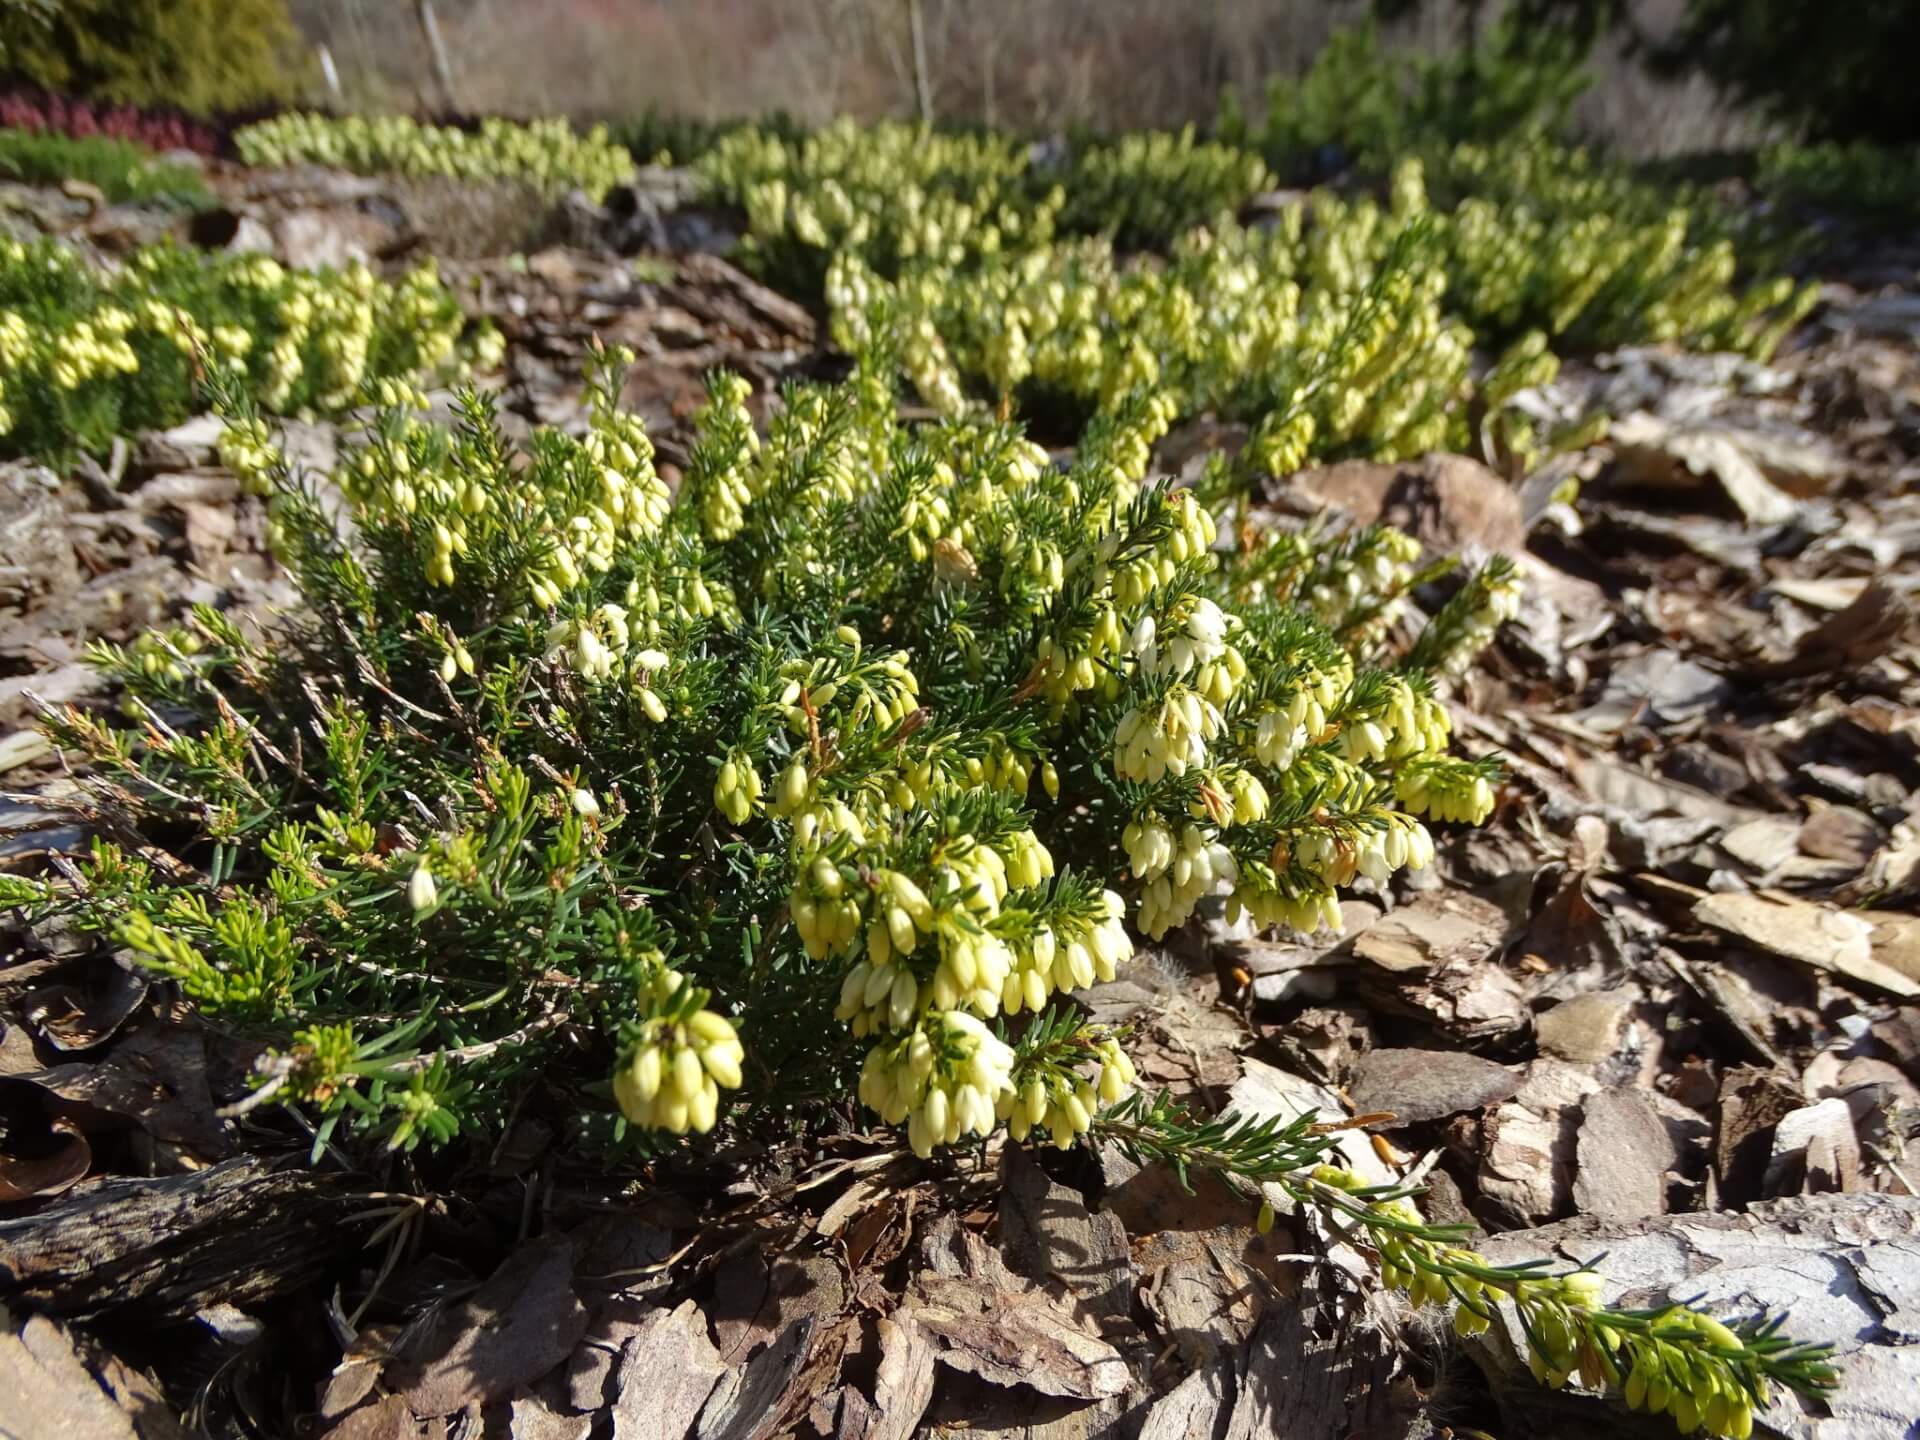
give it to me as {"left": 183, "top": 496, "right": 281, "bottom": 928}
{"left": 0, "top": 0, "right": 303, "bottom": 116}
{"left": 1663, "top": 0, "right": 1920, "bottom": 145}
{"left": 1219, "top": 14, "right": 1592, "bottom": 180}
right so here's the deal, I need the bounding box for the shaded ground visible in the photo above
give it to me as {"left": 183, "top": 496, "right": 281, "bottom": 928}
{"left": 0, "top": 166, "right": 1917, "bottom": 1440}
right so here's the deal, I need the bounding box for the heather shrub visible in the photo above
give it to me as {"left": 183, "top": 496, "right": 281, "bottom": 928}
{"left": 0, "top": 87, "right": 224, "bottom": 155}
{"left": 8, "top": 348, "right": 1836, "bottom": 1435}
{"left": 0, "top": 237, "right": 499, "bottom": 462}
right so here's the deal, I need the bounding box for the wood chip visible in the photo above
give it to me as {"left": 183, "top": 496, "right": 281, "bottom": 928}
{"left": 0, "top": 1312, "right": 184, "bottom": 1440}
{"left": 836, "top": 1317, "right": 937, "bottom": 1440}
{"left": 1347, "top": 1048, "right": 1520, "bottom": 1126}
{"left": 1477, "top": 1060, "right": 1599, "bottom": 1225}
{"left": 1694, "top": 890, "right": 1918, "bottom": 996}
{"left": 1572, "top": 1089, "right": 1675, "bottom": 1221}
{"left": 999, "top": 1147, "right": 1135, "bottom": 1326}
{"left": 389, "top": 1238, "right": 589, "bottom": 1417}
{"left": 906, "top": 1216, "right": 1128, "bottom": 1401}
{"left": 608, "top": 1299, "right": 726, "bottom": 1440}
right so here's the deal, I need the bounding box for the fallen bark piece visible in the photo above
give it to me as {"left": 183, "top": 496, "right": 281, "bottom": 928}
{"left": 389, "top": 1237, "right": 589, "bottom": 1417}
{"left": 1534, "top": 990, "right": 1635, "bottom": 1065}
{"left": 1478, "top": 1060, "right": 1600, "bottom": 1225}
{"left": 1135, "top": 1359, "right": 1235, "bottom": 1440}
{"left": 507, "top": 1394, "right": 592, "bottom": 1440}
{"left": 693, "top": 1315, "right": 830, "bottom": 1440}
{"left": 907, "top": 1216, "right": 1128, "bottom": 1401}
{"left": 1867, "top": 912, "right": 1920, "bottom": 986}
{"left": 607, "top": 1299, "right": 726, "bottom": 1440}
{"left": 1468, "top": 1193, "right": 1920, "bottom": 1440}
{"left": 1609, "top": 411, "right": 1799, "bottom": 524}
{"left": 1749, "top": 580, "right": 1914, "bottom": 680}
{"left": 0, "top": 1156, "right": 362, "bottom": 1319}
{"left": 1351, "top": 891, "right": 1509, "bottom": 974}
{"left": 1274, "top": 452, "right": 1527, "bottom": 554}
{"left": 1694, "top": 891, "right": 1918, "bottom": 996}
{"left": 1000, "top": 1146, "right": 1135, "bottom": 1326}
{"left": 1224, "top": 1291, "right": 1420, "bottom": 1440}
{"left": 836, "top": 1316, "right": 938, "bottom": 1440}
{"left": 0, "top": 1311, "right": 186, "bottom": 1440}
{"left": 320, "top": 1397, "right": 417, "bottom": 1440}
{"left": 1349, "top": 891, "right": 1528, "bottom": 1041}
{"left": 1765, "top": 1097, "right": 1865, "bottom": 1196}
{"left": 1347, "top": 1047, "right": 1520, "bottom": 1126}
{"left": 1134, "top": 1228, "right": 1265, "bottom": 1357}
{"left": 1572, "top": 1088, "right": 1675, "bottom": 1221}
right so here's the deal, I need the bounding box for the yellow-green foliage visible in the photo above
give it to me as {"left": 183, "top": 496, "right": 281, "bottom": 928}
{"left": 827, "top": 210, "right": 1470, "bottom": 476}
{"left": 699, "top": 118, "right": 1060, "bottom": 294}
{"left": 1420, "top": 140, "right": 1818, "bottom": 353}
{"left": 234, "top": 113, "right": 636, "bottom": 203}
{"left": 42, "top": 348, "right": 1508, "bottom": 1160}
{"left": 0, "top": 237, "right": 500, "bottom": 462}
{"left": 1054, "top": 127, "right": 1274, "bottom": 249}
{"left": 709, "top": 121, "right": 1813, "bottom": 491}
{"left": 0, "top": 0, "right": 302, "bottom": 115}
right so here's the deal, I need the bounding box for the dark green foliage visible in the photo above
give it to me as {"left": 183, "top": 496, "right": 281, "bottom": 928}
{"left": 1220, "top": 16, "right": 1591, "bottom": 181}
{"left": 1052, "top": 128, "right": 1274, "bottom": 251}
{"left": 1412, "top": 0, "right": 1920, "bottom": 144}
{"left": 1665, "top": 0, "right": 1920, "bottom": 145}
{"left": 606, "top": 108, "right": 809, "bottom": 167}
{"left": 0, "top": 0, "right": 304, "bottom": 116}
{"left": 1758, "top": 142, "right": 1920, "bottom": 228}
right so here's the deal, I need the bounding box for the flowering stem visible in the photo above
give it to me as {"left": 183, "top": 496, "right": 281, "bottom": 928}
{"left": 1097, "top": 1092, "right": 1837, "bottom": 1438}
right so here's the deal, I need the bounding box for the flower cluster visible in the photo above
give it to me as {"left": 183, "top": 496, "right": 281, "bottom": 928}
{"left": 613, "top": 1013, "right": 744, "bottom": 1134}
{"left": 1420, "top": 141, "right": 1819, "bottom": 355}
{"left": 0, "top": 237, "right": 491, "bottom": 463}
{"left": 234, "top": 113, "right": 635, "bottom": 201}
{"left": 858, "top": 1010, "right": 1016, "bottom": 1158}
{"left": 699, "top": 118, "right": 1060, "bottom": 293}
{"left": 19, "top": 330, "right": 1840, "bottom": 1430}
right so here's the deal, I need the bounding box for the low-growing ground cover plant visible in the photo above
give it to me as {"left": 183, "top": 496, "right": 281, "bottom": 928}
{"left": 0, "top": 87, "right": 224, "bottom": 155}
{"left": 697, "top": 118, "right": 1057, "bottom": 299}
{"left": 10, "top": 346, "right": 1835, "bottom": 1435}
{"left": 0, "top": 126, "right": 212, "bottom": 207}
{"left": 233, "top": 112, "right": 636, "bottom": 202}
{"left": 699, "top": 120, "right": 1816, "bottom": 499}
{"left": 0, "top": 236, "right": 499, "bottom": 462}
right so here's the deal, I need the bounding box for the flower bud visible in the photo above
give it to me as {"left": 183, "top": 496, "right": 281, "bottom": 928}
{"left": 407, "top": 865, "right": 437, "bottom": 911}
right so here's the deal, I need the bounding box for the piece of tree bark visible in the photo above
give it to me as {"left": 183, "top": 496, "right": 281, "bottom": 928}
{"left": 1222, "top": 1290, "right": 1421, "bottom": 1440}
{"left": 387, "top": 1237, "right": 589, "bottom": 1417}
{"left": 0, "top": 1156, "right": 362, "bottom": 1319}
{"left": 0, "top": 1310, "right": 186, "bottom": 1440}
{"left": 834, "top": 1316, "right": 936, "bottom": 1440}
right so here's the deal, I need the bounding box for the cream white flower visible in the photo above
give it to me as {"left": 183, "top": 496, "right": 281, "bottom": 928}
{"left": 406, "top": 864, "right": 438, "bottom": 911}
